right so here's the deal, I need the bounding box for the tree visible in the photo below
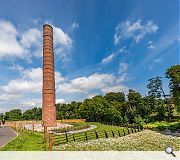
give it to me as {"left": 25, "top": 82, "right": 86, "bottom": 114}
{"left": 134, "top": 115, "right": 144, "bottom": 129}
{"left": 0, "top": 113, "right": 4, "bottom": 120}
{"left": 166, "top": 65, "right": 180, "bottom": 112}
{"left": 147, "top": 76, "right": 163, "bottom": 98}
{"left": 22, "top": 108, "right": 41, "bottom": 120}
{"left": 6, "top": 109, "right": 22, "bottom": 121}
{"left": 104, "top": 92, "right": 125, "bottom": 102}
{"left": 126, "top": 89, "right": 142, "bottom": 122}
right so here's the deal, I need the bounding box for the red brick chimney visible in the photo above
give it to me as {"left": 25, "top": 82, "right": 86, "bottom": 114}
{"left": 42, "top": 24, "right": 56, "bottom": 127}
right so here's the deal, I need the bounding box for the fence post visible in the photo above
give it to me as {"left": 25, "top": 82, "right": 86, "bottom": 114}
{"left": 104, "top": 131, "right": 108, "bottom": 138}
{"left": 73, "top": 134, "right": 76, "bottom": 142}
{"left": 131, "top": 128, "right": 133, "bottom": 133}
{"left": 49, "top": 135, "right": 53, "bottom": 151}
{"left": 65, "top": 131, "right": 68, "bottom": 143}
{"left": 95, "top": 131, "right": 99, "bottom": 139}
{"left": 123, "top": 129, "right": 126, "bottom": 136}
{"left": 32, "top": 123, "right": 34, "bottom": 132}
{"left": 118, "top": 130, "right": 121, "bottom": 137}
{"left": 44, "top": 126, "right": 48, "bottom": 143}
{"left": 111, "top": 130, "right": 115, "bottom": 138}
{"left": 127, "top": 128, "right": 130, "bottom": 134}
{"left": 85, "top": 132, "right": 88, "bottom": 141}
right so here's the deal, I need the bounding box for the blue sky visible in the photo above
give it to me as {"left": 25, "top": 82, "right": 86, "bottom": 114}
{"left": 0, "top": 0, "right": 179, "bottom": 113}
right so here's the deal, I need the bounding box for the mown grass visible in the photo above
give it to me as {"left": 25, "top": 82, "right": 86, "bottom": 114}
{"left": 144, "top": 120, "right": 180, "bottom": 131}
{"left": 54, "top": 130, "right": 180, "bottom": 151}
{"left": 52, "top": 122, "right": 132, "bottom": 145}
{"left": 0, "top": 130, "right": 48, "bottom": 151}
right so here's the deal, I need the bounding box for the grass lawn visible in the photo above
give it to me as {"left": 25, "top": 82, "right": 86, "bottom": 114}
{"left": 144, "top": 120, "right": 180, "bottom": 131}
{"left": 1, "top": 121, "right": 179, "bottom": 151}
{"left": 54, "top": 130, "right": 180, "bottom": 151}
{"left": 52, "top": 122, "right": 130, "bottom": 145}
{"left": 0, "top": 130, "right": 48, "bottom": 151}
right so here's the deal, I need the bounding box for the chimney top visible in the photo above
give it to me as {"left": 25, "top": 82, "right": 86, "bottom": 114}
{"left": 43, "top": 24, "right": 53, "bottom": 29}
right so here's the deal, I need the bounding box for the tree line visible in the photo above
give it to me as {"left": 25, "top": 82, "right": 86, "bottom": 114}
{"left": 1, "top": 65, "right": 179, "bottom": 126}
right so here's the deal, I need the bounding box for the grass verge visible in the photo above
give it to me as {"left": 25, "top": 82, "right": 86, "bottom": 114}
{"left": 0, "top": 130, "right": 48, "bottom": 151}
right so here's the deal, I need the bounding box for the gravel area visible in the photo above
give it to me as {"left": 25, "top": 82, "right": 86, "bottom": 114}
{"left": 23, "top": 123, "right": 72, "bottom": 132}
{"left": 55, "top": 125, "right": 97, "bottom": 135}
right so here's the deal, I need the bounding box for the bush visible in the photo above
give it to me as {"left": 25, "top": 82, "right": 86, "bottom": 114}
{"left": 134, "top": 115, "right": 144, "bottom": 129}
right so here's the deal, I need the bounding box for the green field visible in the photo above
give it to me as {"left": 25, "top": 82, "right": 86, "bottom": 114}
{"left": 52, "top": 122, "right": 132, "bottom": 145}
{"left": 1, "top": 121, "right": 179, "bottom": 151}
{"left": 144, "top": 120, "right": 180, "bottom": 131}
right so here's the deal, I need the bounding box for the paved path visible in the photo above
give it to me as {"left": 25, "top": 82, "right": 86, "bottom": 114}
{"left": 0, "top": 126, "right": 17, "bottom": 148}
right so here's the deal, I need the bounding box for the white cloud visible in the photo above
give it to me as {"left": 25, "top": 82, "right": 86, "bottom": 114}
{"left": 8, "top": 64, "right": 24, "bottom": 72}
{"left": 0, "top": 66, "right": 65, "bottom": 111}
{"left": 0, "top": 93, "right": 21, "bottom": 101}
{"left": 56, "top": 72, "right": 128, "bottom": 95}
{"left": 147, "top": 41, "right": 155, "bottom": 49}
{"left": 1, "top": 76, "right": 41, "bottom": 94}
{"left": 101, "top": 85, "right": 128, "bottom": 94}
{"left": 117, "top": 62, "right": 129, "bottom": 83}
{"left": 20, "top": 28, "right": 41, "bottom": 48}
{"left": 56, "top": 99, "right": 65, "bottom": 104}
{"left": 0, "top": 19, "right": 73, "bottom": 62}
{"left": 1, "top": 67, "right": 64, "bottom": 95}
{"left": 0, "top": 66, "right": 129, "bottom": 112}
{"left": 118, "top": 46, "right": 129, "bottom": 54}
{"left": 53, "top": 26, "right": 72, "bottom": 47}
{"left": 20, "top": 98, "right": 42, "bottom": 108}
{"left": 119, "top": 62, "right": 128, "bottom": 74}
{"left": 101, "top": 53, "right": 116, "bottom": 64}
{"left": 0, "top": 20, "right": 24, "bottom": 58}
{"left": 70, "top": 22, "right": 79, "bottom": 31}
{"left": 114, "top": 19, "right": 158, "bottom": 45}
{"left": 57, "top": 73, "right": 115, "bottom": 94}
{"left": 154, "top": 58, "right": 162, "bottom": 63}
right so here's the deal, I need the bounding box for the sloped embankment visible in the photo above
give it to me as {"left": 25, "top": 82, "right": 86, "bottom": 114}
{"left": 54, "top": 130, "right": 180, "bottom": 151}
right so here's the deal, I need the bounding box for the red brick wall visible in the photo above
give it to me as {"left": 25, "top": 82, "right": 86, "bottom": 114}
{"left": 42, "top": 24, "right": 56, "bottom": 127}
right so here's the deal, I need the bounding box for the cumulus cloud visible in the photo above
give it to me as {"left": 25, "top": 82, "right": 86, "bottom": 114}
{"left": 114, "top": 19, "right": 158, "bottom": 45}
{"left": 57, "top": 73, "right": 115, "bottom": 94}
{"left": 1, "top": 68, "right": 42, "bottom": 94}
{"left": 0, "top": 67, "right": 64, "bottom": 98}
{"left": 51, "top": 25, "right": 73, "bottom": 62}
{"left": 56, "top": 72, "right": 128, "bottom": 95}
{"left": 0, "top": 20, "right": 24, "bottom": 58}
{"left": 20, "top": 28, "right": 41, "bottom": 48}
{"left": 101, "top": 53, "right": 116, "bottom": 64}
{"left": 53, "top": 26, "right": 72, "bottom": 47}
{"left": 0, "top": 19, "right": 73, "bottom": 61}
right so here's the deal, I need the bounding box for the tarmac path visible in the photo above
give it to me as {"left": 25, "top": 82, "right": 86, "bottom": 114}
{"left": 0, "top": 126, "right": 17, "bottom": 148}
